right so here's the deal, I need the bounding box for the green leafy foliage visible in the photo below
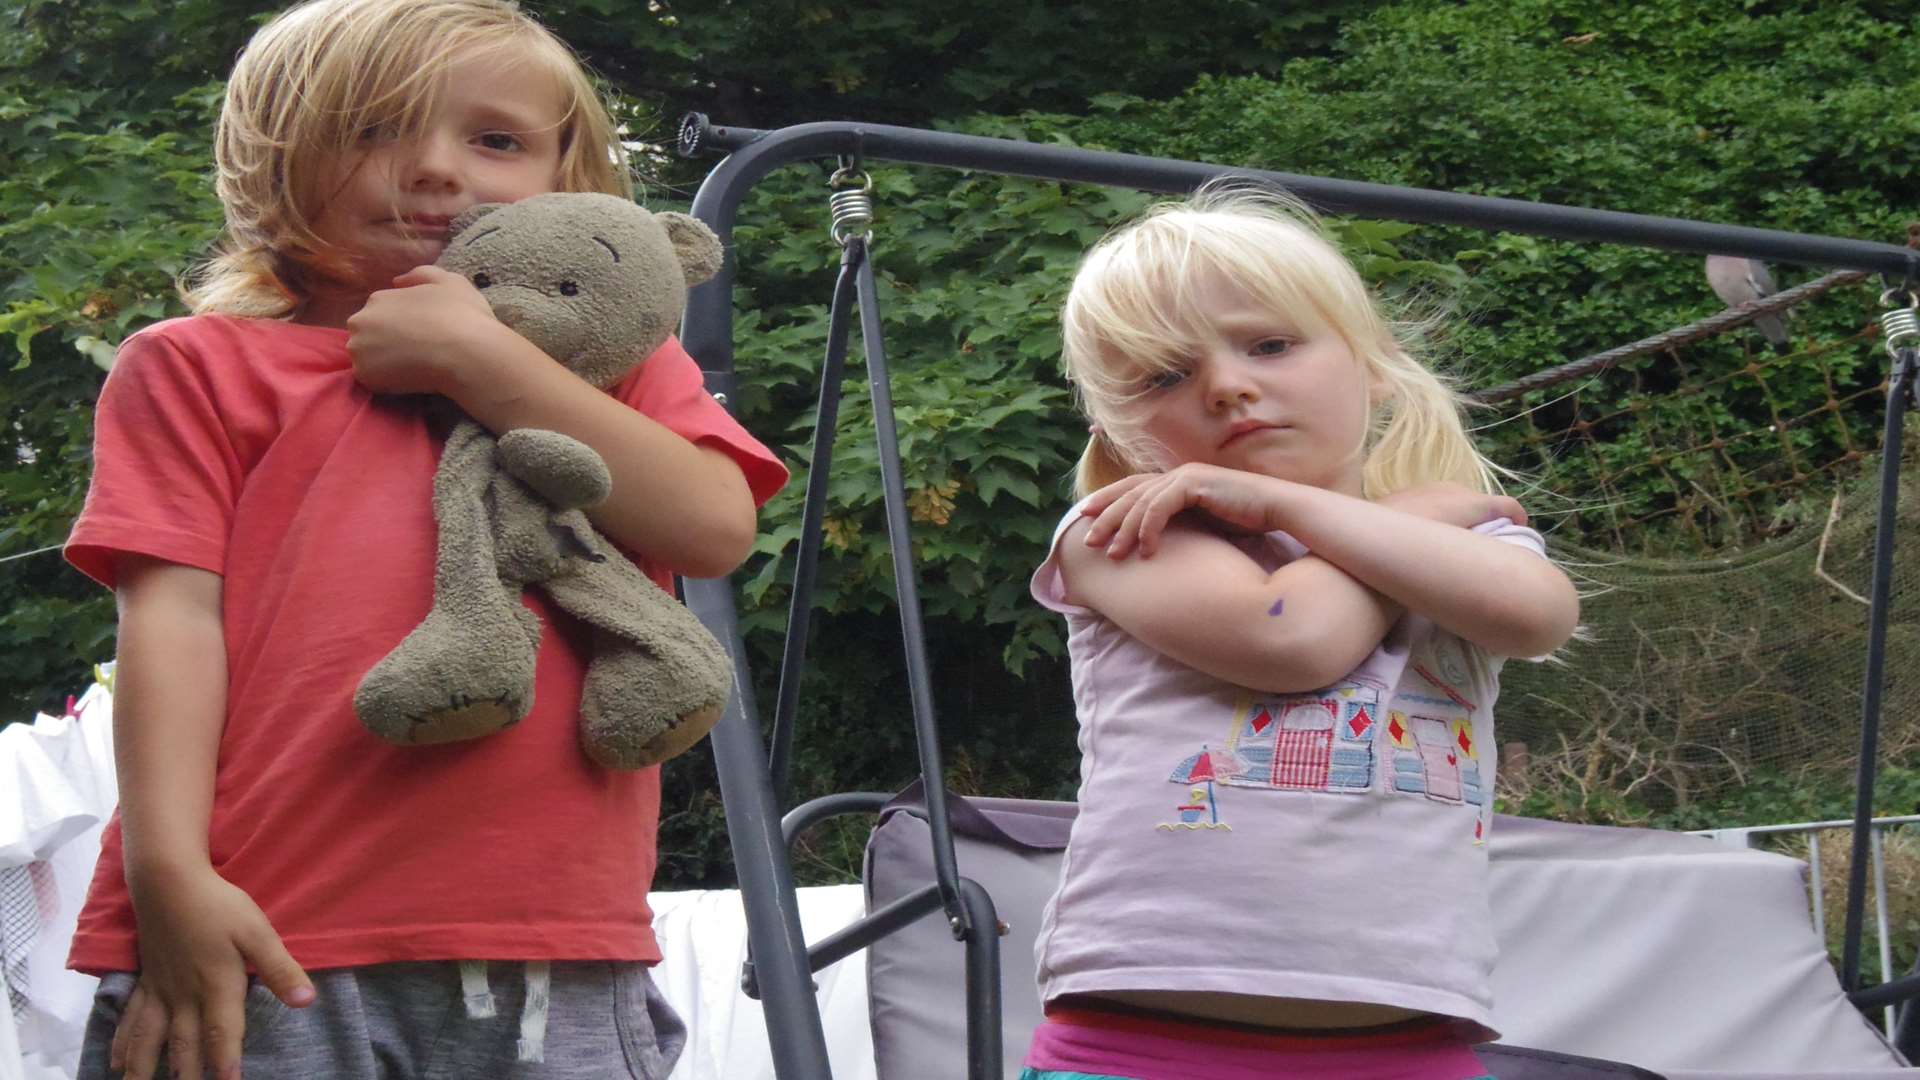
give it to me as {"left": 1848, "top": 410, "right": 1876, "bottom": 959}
{"left": 723, "top": 155, "right": 1144, "bottom": 671}
{"left": 541, "top": 1, "right": 1385, "bottom": 142}
{"left": 11, "top": 0, "right": 1920, "bottom": 896}
{"left": 1051, "top": 0, "right": 1919, "bottom": 553}
{"left": 0, "top": 0, "right": 254, "bottom": 720}
{"left": 713, "top": 123, "right": 1466, "bottom": 681}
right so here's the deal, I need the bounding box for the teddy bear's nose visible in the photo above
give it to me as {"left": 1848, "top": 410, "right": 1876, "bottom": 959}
{"left": 488, "top": 297, "right": 530, "bottom": 330}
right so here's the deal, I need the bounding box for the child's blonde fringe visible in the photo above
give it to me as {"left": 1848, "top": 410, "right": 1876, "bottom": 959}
{"left": 184, "top": 0, "right": 633, "bottom": 319}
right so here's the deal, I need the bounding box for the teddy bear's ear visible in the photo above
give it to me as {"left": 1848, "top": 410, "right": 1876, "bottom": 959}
{"left": 449, "top": 203, "right": 507, "bottom": 240}
{"left": 656, "top": 212, "right": 724, "bottom": 288}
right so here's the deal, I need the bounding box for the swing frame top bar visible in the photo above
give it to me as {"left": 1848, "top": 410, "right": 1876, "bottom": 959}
{"left": 672, "top": 114, "right": 1919, "bottom": 1080}
{"left": 681, "top": 113, "right": 1919, "bottom": 378}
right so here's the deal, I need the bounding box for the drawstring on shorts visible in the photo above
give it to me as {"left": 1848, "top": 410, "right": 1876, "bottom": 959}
{"left": 458, "top": 959, "right": 552, "bottom": 1062}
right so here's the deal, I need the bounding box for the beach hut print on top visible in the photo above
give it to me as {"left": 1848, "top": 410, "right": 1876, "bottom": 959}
{"left": 1383, "top": 699, "right": 1484, "bottom": 808}
{"left": 1155, "top": 664, "right": 1492, "bottom": 833}
{"left": 1178, "top": 680, "right": 1382, "bottom": 797}
{"left": 1413, "top": 715, "right": 1463, "bottom": 803}
{"left": 1272, "top": 699, "right": 1334, "bottom": 789}
{"left": 1453, "top": 716, "right": 1485, "bottom": 807}
{"left": 1383, "top": 638, "right": 1490, "bottom": 809}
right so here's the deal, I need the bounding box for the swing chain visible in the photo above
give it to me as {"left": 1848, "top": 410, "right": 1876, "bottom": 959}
{"left": 1878, "top": 288, "right": 1920, "bottom": 359}
{"left": 828, "top": 164, "right": 875, "bottom": 248}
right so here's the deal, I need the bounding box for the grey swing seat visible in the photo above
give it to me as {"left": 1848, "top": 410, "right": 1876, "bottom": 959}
{"left": 863, "top": 784, "right": 1909, "bottom": 1079}
{"left": 671, "top": 114, "right": 1920, "bottom": 1080}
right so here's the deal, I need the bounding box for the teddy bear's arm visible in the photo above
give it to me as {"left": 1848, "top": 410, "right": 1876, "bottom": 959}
{"left": 495, "top": 428, "right": 613, "bottom": 511}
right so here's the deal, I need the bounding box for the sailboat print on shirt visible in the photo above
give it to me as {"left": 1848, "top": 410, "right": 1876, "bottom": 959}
{"left": 1158, "top": 745, "right": 1232, "bottom": 831}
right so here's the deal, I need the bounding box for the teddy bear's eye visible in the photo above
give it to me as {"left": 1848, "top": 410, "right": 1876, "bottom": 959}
{"left": 558, "top": 281, "right": 579, "bottom": 297}
{"left": 471, "top": 272, "right": 493, "bottom": 289}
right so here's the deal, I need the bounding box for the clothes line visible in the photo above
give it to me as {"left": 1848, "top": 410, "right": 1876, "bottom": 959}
{"left": 0, "top": 546, "right": 63, "bottom": 566}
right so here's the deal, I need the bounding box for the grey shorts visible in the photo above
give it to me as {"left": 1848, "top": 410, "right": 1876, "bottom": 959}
{"left": 78, "top": 960, "right": 685, "bottom": 1079}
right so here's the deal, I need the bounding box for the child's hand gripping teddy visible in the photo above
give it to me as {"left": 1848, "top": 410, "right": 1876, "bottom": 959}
{"left": 353, "top": 192, "right": 733, "bottom": 769}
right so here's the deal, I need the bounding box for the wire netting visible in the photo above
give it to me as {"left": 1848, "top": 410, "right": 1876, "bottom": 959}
{"left": 1478, "top": 276, "right": 1918, "bottom": 820}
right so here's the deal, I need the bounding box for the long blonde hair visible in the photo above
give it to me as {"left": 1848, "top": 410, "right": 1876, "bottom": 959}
{"left": 1062, "top": 182, "right": 1497, "bottom": 501}
{"left": 186, "top": 0, "right": 632, "bottom": 318}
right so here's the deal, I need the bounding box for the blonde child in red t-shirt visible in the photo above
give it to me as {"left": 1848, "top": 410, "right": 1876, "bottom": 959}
{"left": 63, "top": 2, "right": 787, "bottom": 1077}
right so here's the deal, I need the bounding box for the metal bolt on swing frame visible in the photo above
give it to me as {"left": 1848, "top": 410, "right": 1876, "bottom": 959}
{"left": 671, "top": 112, "right": 1920, "bottom": 1080}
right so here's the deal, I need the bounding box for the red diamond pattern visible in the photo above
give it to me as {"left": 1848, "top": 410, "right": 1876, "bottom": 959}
{"left": 1456, "top": 728, "right": 1473, "bottom": 755}
{"left": 1250, "top": 708, "right": 1273, "bottom": 735}
{"left": 1388, "top": 715, "right": 1406, "bottom": 744}
{"left": 1348, "top": 708, "right": 1372, "bottom": 738}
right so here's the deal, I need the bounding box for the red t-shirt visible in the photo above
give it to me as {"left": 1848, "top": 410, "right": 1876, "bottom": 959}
{"left": 64, "top": 314, "right": 787, "bottom": 974}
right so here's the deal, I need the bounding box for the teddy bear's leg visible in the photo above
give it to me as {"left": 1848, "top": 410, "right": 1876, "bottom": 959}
{"left": 355, "top": 426, "right": 543, "bottom": 746}
{"left": 540, "top": 557, "right": 734, "bottom": 769}
{"left": 577, "top": 636, "right": 727, "bottom": 769}
{"left": 356, "top": 589, "right": 541, "bottom": 745}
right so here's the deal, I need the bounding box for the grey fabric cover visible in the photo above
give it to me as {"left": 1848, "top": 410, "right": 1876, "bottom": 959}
{"left": 864, "top": 793, "right": 1910, "bottom": 1079}
{"left": 1478, "top": 1044, "right": 1663, "bottom": 1078}
{"left": 864, "top": 793, "right": 1072, "bottom": 1080}
{"left": 1483, "top": 816, "right": 1905, "bottom": 1075}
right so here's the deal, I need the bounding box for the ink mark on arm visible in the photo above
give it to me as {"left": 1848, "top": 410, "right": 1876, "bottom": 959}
{"left": 1267, "top": 597, "right": 1285, "bottom": 617}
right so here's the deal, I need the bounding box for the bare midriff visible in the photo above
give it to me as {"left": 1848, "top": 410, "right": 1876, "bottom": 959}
{"left": 1077, "top": 990, "right": 1430, "bottom": 1031}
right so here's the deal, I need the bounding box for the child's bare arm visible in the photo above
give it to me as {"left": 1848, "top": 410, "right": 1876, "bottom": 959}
{"left": 111, "top": 556, "right": 314, "bottom": 1080}
{"left": 1084, "top": 464, "right": 1578, "bottom": 658}
{"left": 345, "top": 268, "right": 756, "bottom": 578}
{"left": 1288, "top": 487, "right": 1576, "bottom": 657}
{"left": 1058, "top": 515, "right": 1400, "bottom": 694}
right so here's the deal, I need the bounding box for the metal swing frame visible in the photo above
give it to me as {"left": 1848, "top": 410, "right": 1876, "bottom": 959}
{"left": 669, "top": 113, "right": 1920, "bottom": 1080}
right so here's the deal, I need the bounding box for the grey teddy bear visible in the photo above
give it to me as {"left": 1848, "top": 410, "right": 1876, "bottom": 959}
{"left": 354, "top": 192, "right": 734, "bottom": 769}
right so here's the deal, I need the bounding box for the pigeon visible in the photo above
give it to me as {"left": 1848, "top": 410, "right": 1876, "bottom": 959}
{"left": 1705, "top": 255, "right": 1792, "bottom": 353}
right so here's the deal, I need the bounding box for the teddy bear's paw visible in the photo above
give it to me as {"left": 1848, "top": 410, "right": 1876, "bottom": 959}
{"left": 356, "top": 680, "right": 531, "bottom": 746}
{"left": 581, "top": 701, "right": 723, "bottom": 770}
{"left": 575, "top": 640, "right": 730, "bottom": 769}
{"left": 496, "top": 429, "right": 612, "bottom": 510}
{"left": 402, "top": 692, "right": 529, "bottom": 744}
{"left": 354, "top": 606, "right": 540, "bottom": 746}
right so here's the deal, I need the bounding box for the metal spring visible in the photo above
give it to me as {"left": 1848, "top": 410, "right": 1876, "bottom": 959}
{"left": 829, "top": 168, "right": 874, "bottom": 246}
{"left": 1881, "top": 291, "right": 1920, "bottom": 356}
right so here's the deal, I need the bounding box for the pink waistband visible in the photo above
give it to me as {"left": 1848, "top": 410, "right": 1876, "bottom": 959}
{"left": 1025, "top": 1006, "right": 1489, "bottom": 1080}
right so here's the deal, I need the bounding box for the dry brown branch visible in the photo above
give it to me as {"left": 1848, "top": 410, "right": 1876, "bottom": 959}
{"left": 1816, "top": 491, "right": 1872, "bottom": 605}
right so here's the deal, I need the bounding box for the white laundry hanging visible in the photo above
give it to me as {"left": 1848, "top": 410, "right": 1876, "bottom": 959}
{"left": 648, "top": 884, "right": 873, "bottom": 1080}
{"left": 1, "top": 673, "right": 118, "bottom": 1080}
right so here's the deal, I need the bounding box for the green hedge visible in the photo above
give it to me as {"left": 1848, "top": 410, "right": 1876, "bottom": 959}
{"left": 8, "top": 0, "right": 1920, "bottom": 890}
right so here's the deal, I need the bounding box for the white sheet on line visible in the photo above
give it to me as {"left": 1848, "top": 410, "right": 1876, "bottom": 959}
{"left": 651, "top": 885, "right": 874, "bottom": 1080}
{"left": 1, "top": 683, "right": 117, "bottom": 1080}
